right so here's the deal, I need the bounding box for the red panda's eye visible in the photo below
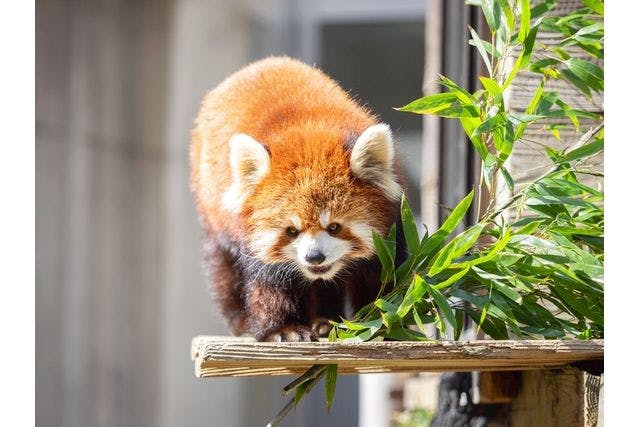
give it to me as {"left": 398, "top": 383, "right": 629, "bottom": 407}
{"left": 327, "top": 223, "right": 341, "bottom": 235}
{"left": 286, "top": 227, "right": 299, "bottom": 238}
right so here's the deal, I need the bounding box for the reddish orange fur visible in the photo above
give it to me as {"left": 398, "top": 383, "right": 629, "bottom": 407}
{"left": 190, "top": 56, "right": 404, "bottom": 340}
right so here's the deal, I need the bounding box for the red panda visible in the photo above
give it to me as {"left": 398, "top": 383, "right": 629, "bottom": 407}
{"left": 191, "top": 56, "right": 406, "bottom": 341}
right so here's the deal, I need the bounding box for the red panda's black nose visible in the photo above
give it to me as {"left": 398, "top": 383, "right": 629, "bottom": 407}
{"left": 305, "top": 250, "right": 326, "bottom": 265}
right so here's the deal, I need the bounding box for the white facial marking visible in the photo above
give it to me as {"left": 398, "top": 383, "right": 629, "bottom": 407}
{"left": 290, "top": 215, "right": 302, "bottom": 230}
{"left": 249, "top": 230, "right": 281, "bottom": 259}
{"left": 294, "top": 231, "right": 351, "bottom": 265}
{"left": 286, "top": 231, "right": 352, "bottom": 280}
{"left": 348, "top": 221, "right": 376, "bottom": 256}
{"left": 319, "top": 209, "right": 331, "bottom": 228}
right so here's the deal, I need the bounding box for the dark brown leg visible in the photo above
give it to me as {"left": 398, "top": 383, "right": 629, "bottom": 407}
{"left": 244, "top": 281, "right": 317, "bottom": 342}
{"left": 202, "top": 238, "right": 248, "bottom": 335}
{"left": 308, "top": 283, "right": 344, "bottom": 337}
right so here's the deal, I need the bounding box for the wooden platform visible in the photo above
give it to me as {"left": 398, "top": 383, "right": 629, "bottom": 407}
{"left": 191, "top": 336, "right": 604, "bottom": 378}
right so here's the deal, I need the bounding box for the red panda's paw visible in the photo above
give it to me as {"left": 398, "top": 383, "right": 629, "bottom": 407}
{"left": 311, "top": 318, "right": 333, "bottom": 337}
{"left": 261, "top": 325, "right": 319, "bottom": 342}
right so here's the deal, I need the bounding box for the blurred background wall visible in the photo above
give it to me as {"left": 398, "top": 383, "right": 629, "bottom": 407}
{"left": 36, "top": 1, "right": 426, "bottom": 426}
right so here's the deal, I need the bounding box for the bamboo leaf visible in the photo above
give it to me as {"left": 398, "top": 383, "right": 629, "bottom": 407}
{"left": 428, "top": 223, "right": 486, "bottom": 276}
{"left": 497, "top": 0, "right": 515, "bottom": 32}
{"left": 509, "top": 113, "right": 544, "bottom": 124}
{"left": 397, "top": 274, "right": 429, "bottom": 318}
{"left": 566, "top": 58, "right": 604, "bottom": 91}
{"left": 283, "top": 365, "right": 327, "bottom": 397}
{"left": 439, "top": 75, "right": 475, "bottom": 104}
{"left": 468, "top": 310, "right": 509, "bottom": 339}
{"left": 500, "top": 166, "right": 514, "bottom": 191}
{"left": 336, "top": 329, "right": 358, "bottom": 340}
{"left": 518, "top": 0, "right": 531, "bottom": 42}
{"left": 491, "top": 280, "right": 523, "bottom": 304}
{"left": 375, "top": 298, "right": 397, "bottom": 313}
{"left": 401, "top": 195, "right": 420, "bottom": 255}
{"left": 328, "top": 327, "right": 337, "bottom": 342}
{"left": 477, "top": 304, "right": 489, "bottom": 333}
{"left": 553, "top": 286, "right": 603, "bottom": 326}
{"left": 482, "top": 153, "right": 497, "bottom": 187}
{"left": 556, "top": 137, "right": 603, "bottom": 163}
{"left": 480, "top": 0, "right": 502, "bottom": 32}
{"left": 479, "top": 76, "right": 502, "bottom": 98}
{"left": 341, "top": 318, "right": 383, "bottom": 332}
{"left": 413, "top": 308, "right": 436, "bottom": 333}
{"left": 515, "top": 219, "right": 544, "bottom": 235}
{"left": 454, "top": 310, "right": 465, "bottom": 340}
{"left": 531, "top": 0, "right": 556, "bottom": 18}
{"left": 469, "top": 38, "right": 501, "bottom": 59}
{"left": 471, "top": 112, "right": 505, "bottom": 138}
{"left": 425, "top": 279, "right": 457, "bottom": 334}
{"left": 560, "top": 68, "right": 592, "bottom": 97}
{"left": 324, "top": 365, "right": 338, "bottom": 412}
{"left": 373, "top": 229, "right": 395, "bottom": 284}
{"left": 417, "top": 190, "right": 475, "bottom": 263}
{"left": 521, "top": 18, "right": 541, "bottom": 67}
{"left": 469, "top": 26, "right": 493, "bottom": 76}
{"left": 461, "top": 116, "right": 489, "bottom": 159}
{"left": 439, "top": 191, "right": 475, "bottom": 234}
{"left": 580, "top": 0, "right": 604, "bottom": 15}
{"left": 449, "top": 228, "right": 512, "bottom": 270}
{"left": 432, "top": 266, "right": 471, "bottom": 290}
{"left": 435, "top": 105, "right": 482, "bottom": 118}
{"left": 504, "top": 19, "right": 540, "bottom": 89}
{"left": 384, "top": 325, "right": 433, "bottom": 341}
{"left": 495, "top": 119, "right": 515, "bottom": 161}
{"left": 573, "top": 23, "right": 604, "bottom": 38}
{"left": 396, "top": 93, "right": 458, "bottom": 114}
{"left": 503, "top": 53, "right": 523, "bottom": 89}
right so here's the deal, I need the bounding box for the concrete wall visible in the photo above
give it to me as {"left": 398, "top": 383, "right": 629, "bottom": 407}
{"left": 37, "top": 1, "right": 172, "bottom": 425}
{"left": 36, "top": 1, "right": 251, "bottom": 425}
{"left": 35, "top": 1, "right": 425, "bottom": 425}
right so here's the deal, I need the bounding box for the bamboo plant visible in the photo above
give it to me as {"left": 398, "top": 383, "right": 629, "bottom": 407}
{"left": 269, "top": 0, "right": 604, "bottom": 424}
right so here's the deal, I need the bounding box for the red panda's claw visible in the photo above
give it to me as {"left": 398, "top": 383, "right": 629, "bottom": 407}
{"left": 311, "top": 318, "right": 332, "bottom": 337}
{"left": 262, "top": 325, "right": 318, "bottom": 342}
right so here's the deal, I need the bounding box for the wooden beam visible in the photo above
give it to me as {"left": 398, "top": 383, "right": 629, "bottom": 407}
{"left": 191, "top": 336, "right": 603, "bottom": 378}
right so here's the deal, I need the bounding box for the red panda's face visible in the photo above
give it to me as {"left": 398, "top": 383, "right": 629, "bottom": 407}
{"left": 245, "top": 173, "right": 394, "bottom": 281}
{"left": 225, "top": 124, "right": 401, "bottom": 281}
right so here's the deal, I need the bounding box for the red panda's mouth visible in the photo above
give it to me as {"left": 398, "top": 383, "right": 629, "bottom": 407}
{"left": 307, "top": 265, "right": 331, "bottom": 274}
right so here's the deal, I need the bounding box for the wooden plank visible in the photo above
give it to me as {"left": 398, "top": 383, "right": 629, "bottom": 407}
{"left": 191, "top": 336, "right": 603, "bottom": 378}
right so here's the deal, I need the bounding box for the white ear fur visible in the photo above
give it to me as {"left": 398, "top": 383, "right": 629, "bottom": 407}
{"left": 222, "top": 133, "right": 270, "bottom": 212}
{"left": 349, "top": 124, "right": 402, "bottom": 200}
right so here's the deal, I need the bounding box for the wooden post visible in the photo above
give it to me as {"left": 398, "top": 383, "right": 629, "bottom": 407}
{"left": 473, "top": 371, "right": 521, "bottom": 404}
{"left": 508, "top": 367, "right": 601, "bottom": 427}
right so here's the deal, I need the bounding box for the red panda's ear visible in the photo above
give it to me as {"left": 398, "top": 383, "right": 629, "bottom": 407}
{"left": 350, "top": 124, "right": 402, "bottom": 200}
{"left": 223, "top": 133, "right": 271, "bottom": 211}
